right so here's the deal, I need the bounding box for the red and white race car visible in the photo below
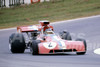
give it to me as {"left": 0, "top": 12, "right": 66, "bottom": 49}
{"left": 9, "top": 20, "right": 87, "bottom": 55}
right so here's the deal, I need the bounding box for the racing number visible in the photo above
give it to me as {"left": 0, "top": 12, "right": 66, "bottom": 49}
{"left": 48, "top": 43, "right": 52, "bottom": 47}
{"left": 43, "top": 42, "right": 57, "bottom": 49}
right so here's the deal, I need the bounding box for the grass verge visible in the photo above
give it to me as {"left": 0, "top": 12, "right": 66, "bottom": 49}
{"left": 0, "top": 0, "right": 100, "bottom": 29}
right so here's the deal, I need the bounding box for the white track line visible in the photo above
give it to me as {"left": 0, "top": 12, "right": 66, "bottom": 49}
{"left": 51, "top": 15, "right": 100, "bottom": 24}
{"left": 94, "top": 48, "right": 100, "bottom": 55}
{"left": 0, "top": 27, "right": 16, "bottom": 31}
{"left": 0, "top": 15, "right": 100, "bottom": 31}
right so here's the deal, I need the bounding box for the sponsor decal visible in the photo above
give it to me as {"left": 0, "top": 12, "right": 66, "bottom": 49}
{"left": 59, "top": 41, "right": 66, "bottom": 49}
{"left": 53, "top": 36, "right": 66, "bottom": 49}
{"left": 28, "top": 26, "right": 38, "bottom": 30}
{"left": 31, "top": 0, "right": 40, "bottom": 3}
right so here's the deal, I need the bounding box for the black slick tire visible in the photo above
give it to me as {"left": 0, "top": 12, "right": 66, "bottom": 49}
{"left": 9, "top": 33, "right": 26, "bottom": 53}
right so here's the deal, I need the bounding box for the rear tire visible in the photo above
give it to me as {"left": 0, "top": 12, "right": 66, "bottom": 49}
{"left": 30, "top": 40, "right": 41, "bottom": 55}
{"left": 76, "top": 38, "right": 87, "bottom": 55}
{"left": 9, "top": 33, "right": 26, "bottom": 53}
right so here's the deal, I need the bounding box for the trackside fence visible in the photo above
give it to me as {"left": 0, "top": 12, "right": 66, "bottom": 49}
{"left": 0, "top": 0, "right": 5, "bottom": 8}
{"left": 9, "top": 0, "right": 24, "bottom": 7}
{"left": 0, "top": 0, "right": 64, "bottom": 8}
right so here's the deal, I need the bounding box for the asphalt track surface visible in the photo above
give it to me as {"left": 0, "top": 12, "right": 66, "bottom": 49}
{"left": 0, "top": 16, "right": 100, "bottom": 67}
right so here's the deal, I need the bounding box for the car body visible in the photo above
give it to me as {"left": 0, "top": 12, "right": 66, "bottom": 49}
{"left": 9, "top": 20, "right": 87, "bottom": 55}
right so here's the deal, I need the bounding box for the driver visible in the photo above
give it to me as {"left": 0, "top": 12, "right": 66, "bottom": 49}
{"left": 39, "top": 20, "right": 53, "bottom": 33}
{"left": 43, "top": 25, "right": 54, "bottom": 34}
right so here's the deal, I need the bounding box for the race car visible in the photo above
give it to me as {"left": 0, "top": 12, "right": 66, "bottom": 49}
{"left": 9, "top": 20, "right": 87, "bottom": 55}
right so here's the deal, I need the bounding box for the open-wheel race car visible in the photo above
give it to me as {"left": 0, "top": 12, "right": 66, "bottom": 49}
{"left": 9, "top": 20, "right": 87, "bottom": 55}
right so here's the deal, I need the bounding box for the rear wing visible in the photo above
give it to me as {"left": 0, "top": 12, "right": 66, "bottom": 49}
{"left": 17, "top": 24, "right": 54, "bottom": 33}
{"left": 17, "top": 25, "right": 39, "bottom": 32}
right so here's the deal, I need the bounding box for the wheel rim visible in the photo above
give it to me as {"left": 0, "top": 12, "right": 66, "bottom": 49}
{"left": 30, "top": 46, "right": 33, "bottom": 54}
{"left": 9, "top": 38, "right": 12, "bottom": 50}
{"left": 9, "top": 43, "right": 11, "bottom": 50}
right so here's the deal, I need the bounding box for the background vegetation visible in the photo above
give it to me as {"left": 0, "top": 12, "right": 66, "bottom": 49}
{"left": 0, "top": 0, "right": 100, "bottom": 29}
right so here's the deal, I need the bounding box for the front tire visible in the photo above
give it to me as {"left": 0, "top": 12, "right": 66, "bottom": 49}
{"left": 76, "top": 38, "right": 87, "bottom": 55}
{"left": 9, "top": 33, "right": 26, "bottom": 53}
{"left": 30, "top": 40, "right": 41, "bottom": 55}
